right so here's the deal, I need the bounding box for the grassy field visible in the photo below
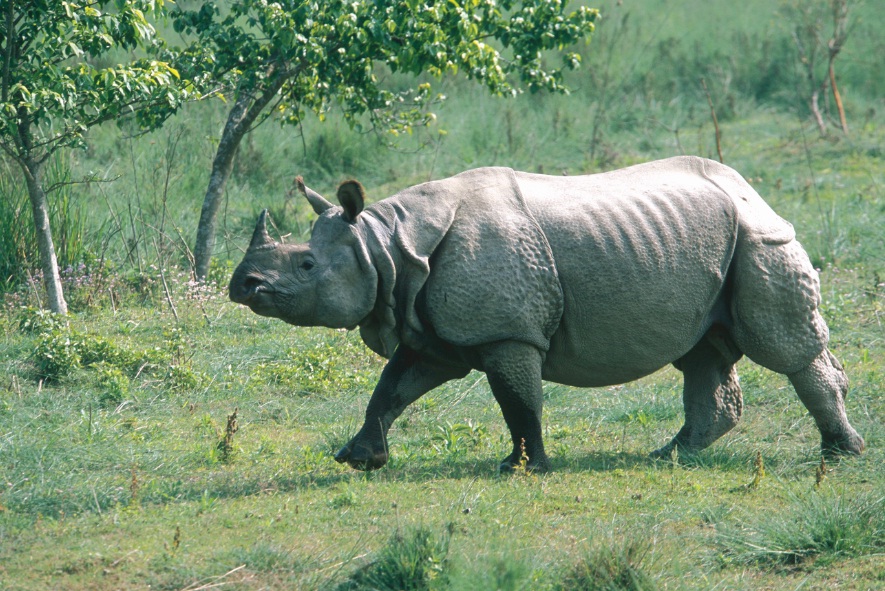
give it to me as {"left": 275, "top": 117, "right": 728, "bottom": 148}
{"left": 2, "top": 0, "right": 885, "bottom": 589}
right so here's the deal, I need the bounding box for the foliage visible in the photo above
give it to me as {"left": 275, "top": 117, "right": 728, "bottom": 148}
{"left": 173, "top": 0, "right": 597, "bottom": 278}
{"left": 0, "top": 0, "right": 194, "bottom": 313}
{"left": 248, "top": 338, "right": 383, "bottom": 396}
{"left": 0, "top": 0, "right": 191, "bottom": 155}
{"left": 173, "top": 0, "right": 597, "bottom": 136}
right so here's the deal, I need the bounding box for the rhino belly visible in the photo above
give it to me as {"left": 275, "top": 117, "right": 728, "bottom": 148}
{"left": 521, "top": 174, "right": 739, "bottom": 387}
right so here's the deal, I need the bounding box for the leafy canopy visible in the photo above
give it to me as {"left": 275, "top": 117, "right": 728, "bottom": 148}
{"left": 0, "top": 0, "right": 193, "bottom": 161}
{"left": 173, "top": 0, "right": 597, "bottom": 135}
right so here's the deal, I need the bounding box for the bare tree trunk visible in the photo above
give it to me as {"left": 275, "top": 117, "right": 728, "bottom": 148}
{"left": 19, "top": 157, "right": 68, "bottom": 314}
{"left": 828, "top": 0, "right": 850, "bottom": 136}
{"left": 193, "top": 92, "right": 251, "bottom": 280}
{"left": 829, "top": 62, "right": 848, "bottom": 135}
{"left": 810, "top": 86, "right": 827, "bottom": 136}
{"left": 193, "top": 75, "right": 290, "bottom": 280}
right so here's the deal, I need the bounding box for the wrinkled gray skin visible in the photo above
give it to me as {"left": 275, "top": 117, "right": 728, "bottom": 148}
{"left": 230, "top": 156, "right": 865, "bottom": 472}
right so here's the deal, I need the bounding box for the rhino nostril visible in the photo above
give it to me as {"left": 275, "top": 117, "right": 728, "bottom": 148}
{"left": 237, "top": 275, "right": 265, "bottom": 301}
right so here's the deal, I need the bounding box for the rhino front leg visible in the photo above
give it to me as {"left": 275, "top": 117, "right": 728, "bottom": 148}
{"left": 335, "top": 346, "right": 469, "bottom": 470}
{"left": 480, "top": 341, "right": 551, "bottom": 473}
{"left": 788, "top": 348, "right": 864, "bottom": 457}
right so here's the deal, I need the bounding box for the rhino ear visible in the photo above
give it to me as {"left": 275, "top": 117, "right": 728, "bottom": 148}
{"left": 296, "top": 175, "right": 334, "bottom": 215}
{"left": 337, "top": 180, "right": 365, "bottom": 223}
{"left": 249, "top": 209, "right": 273, "bottom": 250}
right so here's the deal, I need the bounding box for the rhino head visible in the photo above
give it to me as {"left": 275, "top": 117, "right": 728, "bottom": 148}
{"left": 228, "top": 178, "right": 378, "bottom": 330}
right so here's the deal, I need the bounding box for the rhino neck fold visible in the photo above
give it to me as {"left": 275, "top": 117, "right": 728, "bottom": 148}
{"left": 352, "top": 168, "right": 565, "bottom": 359}
{"left": 358, "top": 200, "right": 450, "bottom": 358}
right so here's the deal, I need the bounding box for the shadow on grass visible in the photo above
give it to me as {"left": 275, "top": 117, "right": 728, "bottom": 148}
{"left": 555, "top": 450, "right": 655, "bottom": 473}
{"left": 3, "top": 443, "right": 812, "bottom": 521}
{"left": 556, "top": 446, "right": 779, "bottom": 475}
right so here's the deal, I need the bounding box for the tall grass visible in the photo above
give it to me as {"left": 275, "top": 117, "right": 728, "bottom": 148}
{"left": 0, "top": 155, "right": 88, "bottom": 293}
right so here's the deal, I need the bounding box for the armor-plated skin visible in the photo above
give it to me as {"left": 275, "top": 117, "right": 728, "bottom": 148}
{"left": 230, "top": 156, "right": 864, "bottom": 472}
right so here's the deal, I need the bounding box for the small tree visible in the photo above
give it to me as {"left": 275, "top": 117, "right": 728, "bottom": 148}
{"left": 782, "top": 0, "right": 854, "bottom": 136}
{"left": 174, "top": 0, "right": 598, "bottom": 280}
{"left": 0, "top": 0, "right": 192, "bottom": 313}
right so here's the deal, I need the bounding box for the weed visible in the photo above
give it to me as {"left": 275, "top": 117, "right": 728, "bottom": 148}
{"left": 32, "top": 330, "right": 82, "bottom": 380}
{"left": 31, "top": 325, "right": 157, "bottom": 381}
{"left": 814, "top": 456, "right": 827, "bottom": 489}
{"left": 249, "top": 339, "right": 382, "bottom": 397}
{"left": 196, "top": 490, "right": 218, "bottom": 515}
{"left": 750, "top": 450, "right": 765, "bottom": 489}
{"left": 432, "top": 420, "right": 487, "bottom": 457}
{"left": 17, "top": 307, "right": 67, "bottom": 335}
{"left": 330, "top": 488, "right": 357, "bottom": 510}
{"left": 129, "top": 465, "right": 140, "bottom": 509}
{"left": 163, "top": 364, "right": 206, "bottom": 392}
{"left": 217, "top": 408, "right": 239, "bottom": 463}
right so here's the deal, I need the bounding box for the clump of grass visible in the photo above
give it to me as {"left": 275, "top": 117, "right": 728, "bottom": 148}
{"left": 341, "top": 527, "right": 449, "bottom": 591}
{"left": 715, "top": 488, "right": 885, "bottom": 567}
{"left": 558, "top": 539, "right": 658, "bottom": 591}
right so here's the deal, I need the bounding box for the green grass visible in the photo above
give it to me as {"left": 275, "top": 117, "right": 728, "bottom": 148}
{"left": 1, "top": 0, "right": 884, "bottom": 588}
{"left": 715, "top": 488, "right": 885, "bottom": 567}
{"left": 0, "top": 233, "right": 882, "bottom": 589}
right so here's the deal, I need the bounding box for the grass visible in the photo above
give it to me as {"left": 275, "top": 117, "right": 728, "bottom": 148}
{"left": 0, "top": 233, "right": 882, "bottom": 589}
{"left": 1, "top": 0, "right": 884, "bottom": 588}
{"left": 715, "top": 488, "right": 885, "bottom": 567}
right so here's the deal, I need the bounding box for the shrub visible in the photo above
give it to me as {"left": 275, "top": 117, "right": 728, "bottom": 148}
{"left": 96, "top": 365, "right": 130, "bottom": 407}
{"left": 33, "top": 330, "right": 82, "bottom": 380}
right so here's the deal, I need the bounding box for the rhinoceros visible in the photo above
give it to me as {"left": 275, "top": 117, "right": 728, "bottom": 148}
{"left": 229, "top": 156, "right": 864, "bottom": 472}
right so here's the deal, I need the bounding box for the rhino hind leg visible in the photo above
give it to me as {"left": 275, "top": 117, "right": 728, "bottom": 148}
{"left": 788, "top": 348, "right": 864, "bottom": 456}
{"left": 651, "top": 328, "right": 744, "bottom": 459}
{"left": 480, "top": 341, "right": 551, "bottom": 473}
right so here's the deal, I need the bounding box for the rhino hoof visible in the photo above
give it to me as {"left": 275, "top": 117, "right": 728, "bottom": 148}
{"left": 334, "top": 442, "right": 388, "bottom": 471}
{"left": 649, "top": 442, "right": 676, "bottom": 460}
{"left": 498, "top": 454, "right": 551, "bottom": 474}
{"left": 821, "top": 431, "right": 865, "bottom": 458}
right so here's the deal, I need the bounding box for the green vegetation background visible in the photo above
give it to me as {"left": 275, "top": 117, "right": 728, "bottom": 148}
{"left": 1, "top": 0, "right": 883, "bottom": 589}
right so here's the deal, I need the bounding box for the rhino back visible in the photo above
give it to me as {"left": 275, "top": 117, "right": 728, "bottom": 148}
{"left": 517, "top": 157, "right": 755, "bottom": 386}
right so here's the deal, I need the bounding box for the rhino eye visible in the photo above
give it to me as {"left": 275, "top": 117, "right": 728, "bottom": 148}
{"left": 300, "top": 260, "right": 315, "bottom": 271}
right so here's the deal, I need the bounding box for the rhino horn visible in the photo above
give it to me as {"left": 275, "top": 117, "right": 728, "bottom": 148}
{"left": 296, "top": 175, "right": 335, "bottom": 215}
{"left": 249, "top": 209, "right": 273, "bottom": 250}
